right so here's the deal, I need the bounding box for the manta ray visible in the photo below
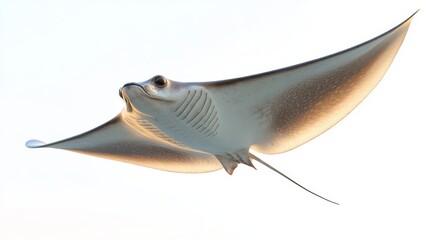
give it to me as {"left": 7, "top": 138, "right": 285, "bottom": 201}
{"left": 26, "top": 12, "right": 416, "bottom": 204}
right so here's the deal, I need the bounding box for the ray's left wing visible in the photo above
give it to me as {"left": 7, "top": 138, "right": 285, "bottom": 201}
{"left": 26, "top": 114, "right": 222, "bottom": 173}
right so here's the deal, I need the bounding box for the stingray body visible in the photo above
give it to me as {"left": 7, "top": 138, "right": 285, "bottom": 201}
{"left": 27, "top": 13, "right": 416, "bottom": 203}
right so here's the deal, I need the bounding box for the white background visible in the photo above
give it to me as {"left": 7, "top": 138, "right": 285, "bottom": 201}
{"left": 1, "top": 0, "right": 428, "bottom": 239}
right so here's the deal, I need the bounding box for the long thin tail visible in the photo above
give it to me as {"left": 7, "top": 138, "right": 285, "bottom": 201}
{"left": 249, "top": 153, "right": 339, "bottom": 205}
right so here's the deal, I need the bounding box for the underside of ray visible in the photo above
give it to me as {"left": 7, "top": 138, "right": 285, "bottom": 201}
{"left": 250, "top": 153, "right": 338, "bottom": 205}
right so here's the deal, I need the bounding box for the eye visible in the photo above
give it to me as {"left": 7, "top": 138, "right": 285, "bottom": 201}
{"left": 153, "top": 75, "right": 167, "bottom": 88}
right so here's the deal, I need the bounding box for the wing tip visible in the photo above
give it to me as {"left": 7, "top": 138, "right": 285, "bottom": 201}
{"left": 404, "top": 9, "right": 419, "bottom": 25}
{"left": 25, "top": 139, "right": 46, "bottom": 148}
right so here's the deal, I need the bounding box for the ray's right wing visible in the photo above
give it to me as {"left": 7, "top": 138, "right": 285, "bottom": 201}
{"left": 202, "top": 12, "right": 416, "bottom": 154}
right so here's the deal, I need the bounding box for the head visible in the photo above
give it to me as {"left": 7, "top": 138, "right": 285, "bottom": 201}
{"left": 119, "top": 75, "right": 188, "bottom": 120}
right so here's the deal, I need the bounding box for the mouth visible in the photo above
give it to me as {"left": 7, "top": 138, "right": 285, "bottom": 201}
{"left": 120, "top": 82, "right": 153, "bottom": 112}
{"left": 118, "top": 83, "right": 159, "bottom": 120}
{"left": 122, "top": 82, "right": 150, "bottom": 96}
{"left": 119, "top": 86, "right": 136, "bottom": 112}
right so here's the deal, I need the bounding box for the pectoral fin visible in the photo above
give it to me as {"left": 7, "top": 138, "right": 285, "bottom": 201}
{"left": 26, "top": 114, "right": 222, "bottom": 173}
